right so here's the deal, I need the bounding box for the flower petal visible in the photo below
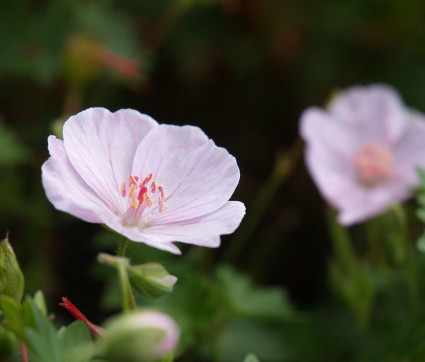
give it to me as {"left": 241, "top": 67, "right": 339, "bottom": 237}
{"left": 102, "top": 201, "right": 245, "bottom": 252}
{"left": 328, "top": 84, "right": 406, "bottom": 145}
{"left": 63, "top": 108, "right": 158, "bottom": 215}
{"left": 131, "top": 125, "right": 241, "bottom": 221}
{"left": 42, "top": 136, "right": 107, "bottom": 223}
{"left": 146, "top": 200, "right": 245, "bottom": 239}
{"left": 393, "top": 113, "right": 425, "bottom": 184}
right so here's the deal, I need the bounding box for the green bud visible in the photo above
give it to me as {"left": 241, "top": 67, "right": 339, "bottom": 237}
{"left": 97, "top": 309, "right": 180, "bottom": 362}
{"left": 0, "top": 235, "right": 24, "bottom": 302}
{"left": 127, "top": 263, "right": 177, "bottom": 299}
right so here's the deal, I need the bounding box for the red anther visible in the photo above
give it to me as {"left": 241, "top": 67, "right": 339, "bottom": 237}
{"left": 158, "top": 185, "right": 166, "bottom": 199}
{"left": 143, "top": 193, "right": 153, "bottom": 207}
{"left": 140, "top": 173, "right": 153, "bottom": 187}
{"left": 60, "top": 297, "right": 104, "bottom": 337}
{"left": 120, "top": 182, "right": 126, "bottom": 197}
{"left": 128, "top": 175, "right": 139, "bottom": 187}
{"left": 151, "top": 181, "right": 158, "bottom": 193}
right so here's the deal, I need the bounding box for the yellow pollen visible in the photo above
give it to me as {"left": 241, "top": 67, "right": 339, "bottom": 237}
{"left": 130, "top": 198, "right": 140, "bottom": 210}
{"left": 158, "top": 185, "right": 166, "bottom": 200}
{"left": 120, "top": 173, "right": 167, "bottom": 213}
{"left": 128, "top": 184, "right": 136, "bottom": 198}
{"left": 143, "top": 193, "right": 153, "bottom": 208}
{"left": 120, "top": 182, "right": 126, "bottom": 197}
{"left": 151, "top": 181, "right": 158, "bottom": 193}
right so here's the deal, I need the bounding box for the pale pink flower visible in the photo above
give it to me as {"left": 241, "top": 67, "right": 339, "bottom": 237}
{"left": 42, "top": 108, "right": 245, "bottom": 253}
{"left": 300, "top": 84, "right": 425, "bottom": 225}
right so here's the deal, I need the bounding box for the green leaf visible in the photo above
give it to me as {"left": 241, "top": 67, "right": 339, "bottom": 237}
{"left": 24, "top": 298, "right": 61, "bottom": 362}
{"left": 127, "top": 262, "right": 177, "bottom": 299}
{"left": 58, "top": 321, "right": 94, "bottom": 362}
{"left": 216, "top": 320, "right": 287, "bottom": 361}
{"left": 216, "top": 266, "right": 294, "bottom": 321}
{"left": 0, "top": 122, "right": 28, "bottom": 165}
{"left": 33, "top": 290, "right": 47, "bottom": 316}
{"left": 0, "top": 294, "right": 24, "bottom": 339}
{"left": 0, "top": 236, "right": 25, "bottom": 302}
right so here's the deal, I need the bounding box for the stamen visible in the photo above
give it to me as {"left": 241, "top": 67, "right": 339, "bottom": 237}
{"left": 159, "top": 200, "right": 165, "bottom": 213}
{"left": 143, "top": 193, "right": 153, "bottom": 208}
{"left": 158, "top": 185, "right": 166, "bottom": 200}
{"left": 151, "top": 181, "right": 158, "bottom": 193}
{"left": 119, "top": 173, "right": 166, "bottom": 216}
{"left": 120, "top": 182, "right": 126, "bottom": 197}
{"left": 130, "top": 198, "right": 140, "bottom": 210}
{"left": 352, "top": 143, "right": 393, "bottom": 186}
{"left": 140, "top": 173, "right": 153, "bottom": 187}
{"left": 129, "top": 184, "right": 137, "bottom": 198}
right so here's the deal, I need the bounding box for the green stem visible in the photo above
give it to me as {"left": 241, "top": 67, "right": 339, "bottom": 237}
{"left": 224, "top": 139, "right": 303, "bottom": 263}
{"left": 117, "top": 236, "right": 129, "bottom": 257}
{"left": 326, "top": 208, "right": 357, "bottom": 274}
{"left": 116, "top": 237, "right": 136, "bottom": 312}
{"left": 391, "top": 204, "right": 420, "bottom": 315}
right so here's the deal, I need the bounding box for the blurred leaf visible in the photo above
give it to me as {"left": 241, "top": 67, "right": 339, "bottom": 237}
{"left": 58, "top": 321, "right": 94, "bottom": 362}
{"left": 0, "top": 294, "right": 24, "bottom": 339}
{"left": 127, "top": 262, "right": 177, "bottom": 299}
{"left": 24, "top": 298, "right": 61, "bottom": 362}
{"left": 417, "top": 232, "right": 425, "bottom": 252}
{"left": 0, "top": 122, "right": 28, "bottom": 165}
{"left": 33, "top": 290, "right": 48, "bottom": 316}
{"left": 216, "top": 319, "right": 288, "bottom": 362}
{"left": 216, "top": 265, "right": 294, "bottom": 322}
{"left": 0, "top": 236, "right": 25, "bottom": 302}
{"left": 329, "top": 261, "right": 375, "bottom": 328}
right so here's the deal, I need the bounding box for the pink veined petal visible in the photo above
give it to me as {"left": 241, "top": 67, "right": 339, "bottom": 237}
{"left": 393, "top": 113, "right": 425, "bottom": 185}
{"left": 300, "top": 107, "right": 361, "bottom": 158}
{"left": 146, "top": 201, "right": 246, "bottom": 238}
{"left": 102, "top": 201, "right": 244, "bottom": 252}
{"left": 63, "top": 108, "right": 158, "bottom": 215}
{"left": 130, "top": 125, "right": 240, "bottom": 222}
{"left": 42, "top": 136, "right": 108, "bottom": 223}
{"left": 301, "top": 110, "right": 358, "bottom": 209}
{"left": 328, "top": 84, "right": 406, "bottom": 145}
{"left": 337, "top": 175, "right": 411, "bottom": 226}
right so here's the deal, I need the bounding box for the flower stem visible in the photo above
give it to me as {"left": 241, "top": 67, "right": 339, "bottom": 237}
{"left": 19, "top": 342, "right": 28, "bottom": 362}
{"left": 117, "top": 236, "right": 129, "bottom": 257}
{"left": 116, "top": 236, "right": 136, "bottom": 312}
{"left": 391, "top": 204, "right": 420, "bottom": 315}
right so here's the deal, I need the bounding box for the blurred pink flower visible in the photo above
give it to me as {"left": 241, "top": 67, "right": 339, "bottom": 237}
{"left": 300, "top": 84, "right": 425, "bottom": 225}
{"left": 42, "top": 108, "right": 245, "bottom": 253}
{"left": 100, "top": 309, "right": 180, "bottom": 361}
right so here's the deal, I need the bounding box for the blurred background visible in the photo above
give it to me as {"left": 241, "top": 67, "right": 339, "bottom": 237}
{"left": 2, "top": 0, "right": 425, "bottom": 360}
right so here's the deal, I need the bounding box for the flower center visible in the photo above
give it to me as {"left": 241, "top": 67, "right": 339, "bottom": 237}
{"left": 120, "top": 173, "right": 166, "bottom": 213}
{"left": 352, "top": 143, "right": 393, "bottom": 186}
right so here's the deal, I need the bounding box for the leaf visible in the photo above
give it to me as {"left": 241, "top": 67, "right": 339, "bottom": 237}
{"left": 417, "top": 233, "right": 425, "bottom": 252}
{"left": 0, "top": 294, "right": 24, "bottom": 339}
{"left": 216, "top": 319, "right": 287, "bottom": 362}
{"left": 216, "top": 266, "right": 294, "bottom": 322}
{"left": 0, "top": 237, "right": 25, "bottom": 302}
{"left": 24, "top": 298, "right": 61, "bottom": 362}
{"left": 58, "top": 321, "right": 94, "bottom": 362}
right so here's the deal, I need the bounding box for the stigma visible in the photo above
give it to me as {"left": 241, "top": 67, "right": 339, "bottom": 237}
{"left": 120, "top": 173, "right": 166, "bottom": 213}
{"left": 352, "top": 143, "right": 393, "bottom": 186}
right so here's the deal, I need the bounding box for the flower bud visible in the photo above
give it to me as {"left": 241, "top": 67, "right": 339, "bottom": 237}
{"left": 0, "top": 235, "right": 24, "bottom": 302}
{"left": 97, "top": 309, "right": 180, "bottom": 362}
{"left": 127, "top": 263, "right": 177, "bottom": 299}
